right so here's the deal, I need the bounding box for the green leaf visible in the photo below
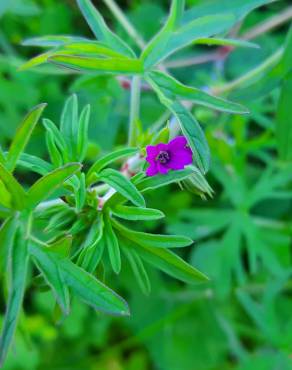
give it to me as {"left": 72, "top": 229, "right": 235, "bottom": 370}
{"left": 195, "top": 37, "right": 259, "bottom": 49}
{"left": 0, "top": 227, "right": 29, "bottom": 366}
{"left": 276, "top": 71, "right": 292, "bottom": 162}
{"left": 61, "top": 258, "right": 129, "bottom": 316}
{"left": 104, "top": 212, "right": 121, "bottom": 274}
{"left": 77, "top": 104, "right": 91, "bottom": 161}
{"left": 6, "top": 104, "right": 47, "bottom": 172}
{"left": 112, "top": 205, "right": 165, "bottom": 221}
{"left": 87, "top": 147, "right": 138, "bottom": 182}
{"left": 183, "top": 0, "right": 276, "bottom": 24}
{"left": 113, "top": 219, "right": 193, "bottom": 248}
{"left": 26, "top": 163, "right": 81, "bottom": 209}
{"left": 123, "top": 248, "right": 151, "bottom": 295}
{"left": 60, "top": 94, "right": 79, "bottom": 160}
{"left": 147, "top": 70, "right": 249, "bottom": 114}
{"left": 146, "top": 81, "right": 210, "bottom": 172}
{"left": 0, "top": 163, "right": 27, "bottom": 210}
{"left": 22, "top": 35, "right": 87, "bottom": 47}
{"left": 63, "top": 41, "right": 128, "bottom": 58}
{"left": 141, "top": 0, "right": 182, "bottom": 69}
{"left": 121, "top": 236, "right": 208, "bottom": 283}
{"left": 0, "top": 217, "right": 18, "bottom": 276}
{"left": 43, "top": 118, "right": 67, "bottom": 152}
{"left": 136, "top": 167, "right": 194, "bottom": 192}
{"left": 48, "top": 54, "right": 144, "bottom": 75}
{"left": 76, "top": 0, "right": 135, "bottom": 58}
{"left": 0, "top": 180, "right": 12, "bottom": 209}
{"left": 18, "top": 153, "right": 53, "bottom": 176}
{"left": 99, "top": 168, "right": 145, "bottom": 207}
{"left": 29, "top": 242, "right": 70, "bottom": 314}
{"left": 18, "top": 51, "right": 53, "bottom": 71}
{"left": 46, "top": 130, "right": 63, "bottom": 167}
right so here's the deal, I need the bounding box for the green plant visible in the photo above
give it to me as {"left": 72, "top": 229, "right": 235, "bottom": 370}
{"left": 1, "top": 0, "right": 292, "bottom": 369}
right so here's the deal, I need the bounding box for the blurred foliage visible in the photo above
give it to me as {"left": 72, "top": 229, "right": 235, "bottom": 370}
{"left": 1, "top": 0, "right": 292, "bottom": 369}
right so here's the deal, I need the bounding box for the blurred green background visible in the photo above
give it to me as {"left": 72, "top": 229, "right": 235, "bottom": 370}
{"left": 1, "top": 1, "right": 292, "bottom": 369}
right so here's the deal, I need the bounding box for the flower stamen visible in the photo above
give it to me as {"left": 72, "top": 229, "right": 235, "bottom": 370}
{"left": 157, "top": 150, "right": 170, "bottom": 164}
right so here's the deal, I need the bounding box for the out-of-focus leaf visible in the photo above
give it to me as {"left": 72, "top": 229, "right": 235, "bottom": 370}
{"left": 6, "top": 104, "right": 47, "bottom": 172}
{"left": 276, "top": 71, "right": 292, "bottom": 162}
{"left": 183, "top": 0, "right": 275, "bottom": 23}
{"left": 76, "top": 0, "right": 135, "bottom": 58}
{"left": 22, "top": 35, "right": 87, "bottom": 48}
{"left": 123, "top": 248, "right": 151, "bottom": 295}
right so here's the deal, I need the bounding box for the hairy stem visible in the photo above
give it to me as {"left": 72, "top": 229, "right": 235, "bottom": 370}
{"left": 128, "top": 75, "right": 141, "bottom": 147}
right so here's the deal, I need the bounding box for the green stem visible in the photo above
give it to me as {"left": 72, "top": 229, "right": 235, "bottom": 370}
{"left": 102, "top": 0, "right": 145, "bottom": 49}
{"left": 212, "top": 47, "right": 283, "bottom": 95}
{"left": 128, "top": 76, "right": 141, "bottom": 147}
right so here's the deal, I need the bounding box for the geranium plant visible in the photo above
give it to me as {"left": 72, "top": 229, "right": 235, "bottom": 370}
{"left": 0, "top": 0, "right": 277, "bottom": 366}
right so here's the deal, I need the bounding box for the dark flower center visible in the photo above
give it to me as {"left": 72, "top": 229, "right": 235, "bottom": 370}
{"left": 157, "top": 150, "right": 170, "bottom": 164}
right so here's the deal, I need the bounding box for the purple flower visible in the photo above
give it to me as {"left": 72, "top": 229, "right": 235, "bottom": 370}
{"left": 145, "top": 136, "right": 193, "bottom": 176}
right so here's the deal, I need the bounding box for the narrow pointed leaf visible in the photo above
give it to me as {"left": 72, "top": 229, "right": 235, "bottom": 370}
{"left": 112, "top": 205, "right": 165, "bottom": 221}
{"left": 76, "top": 0, "right": 135, "bottom": 58}
{"left": 121, "top": 236, "right": 208, "bottom": 283}
{"left": 6, "top": 104, "right": 47, "bottom": 172}
{"left": 27, "top": 163, "right": 81, "bottom": 208}
{"left": 104, "top": 213, "right": 121, "bottom": 274}
{"left": 113, "top": 219, "right": 193, "bottom": 248}
{"left": 0, "top": 163, "right": 27, "bottom": 210}
{"left": 61, "top": 259, "right": 129, "bottom": 316}
{"left": 48, "top": 54, "right": 144, "bottom": 75}
{"left": 0, "top": 228, "right": 29, "bottom": 366}
{"left": 29, "top": 242, "right": 70, "bottom": 314}
{"left": 148, "top": 70, "right": 249, "bottom": 114}
{"left": 99, "top": 168, "right": 145, "bottom": 207}
{"left": 87, "top": 147, "right": 138, "bottom": 182}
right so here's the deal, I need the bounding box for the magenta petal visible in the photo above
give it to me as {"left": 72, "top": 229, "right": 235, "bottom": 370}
{"left": 146, "top": 162, "right": 159, "bottom": 176}
{"left": 168, "top": 148, "right": 193, "bottom": 170}
{"left": 168, "top": 136, "right": 187, "bottom": 150}
{"left": 157, "top": 162, "right": 170, "bottom": 174}
{"left": 146, "top": 145, "right": 159, "bottom": 161}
